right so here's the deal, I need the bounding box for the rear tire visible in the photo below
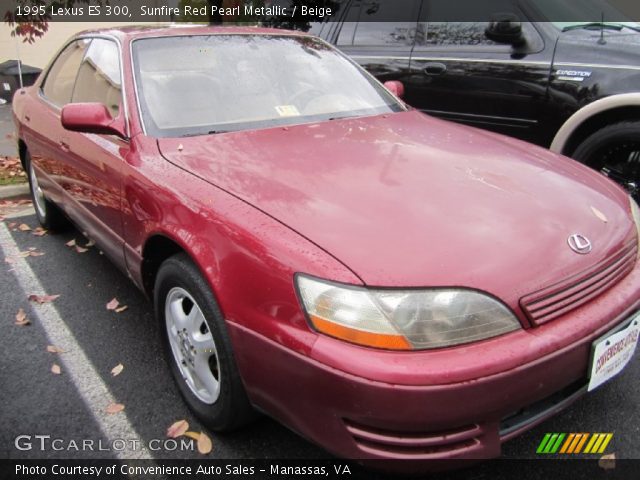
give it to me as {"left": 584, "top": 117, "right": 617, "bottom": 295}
{"left": 155, "top": 253, "right": 257, "bottom": 431}
{"left": 25, "top": 150, "right": 68, "bottom": 231}
{"left": 573, "top": 121, "right": 640, "bottom": 200}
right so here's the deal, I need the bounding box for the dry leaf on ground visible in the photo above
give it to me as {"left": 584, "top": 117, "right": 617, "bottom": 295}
{"left": 75, "top": 246, "right": 89, "bottom": 253}
{"left": 111, "top": 364, "right": 124, "bottom": 377}
{"left": 197, "top": 432, "right": 213, "bottom": 454}
{"left": 28, "top": 294, "right": 60, "bottom": 304}
{"left": 65, "top": 239, "right": 76, "bottom": 247}
{"left": 183, "top": 431, "right": 200, "bottom": 441}
{"left": 106, "top": 298, "right": 119, "bottom": 310}
{"left": 105, "top": 403, "right": 125, "bottom": 414}
{"left": 47, "top": 345, "right": 65, "bottom": 354}
{"left": 15, "top": 308, "right": 30, "bottom": 326}
{"left": 599, "top": 453, "right": 616, "bottom": 470}
{"left": 18, "top": 223, "right": 31, "bottom": 232}
{"left": 115, "top": 305, "right": 128, "bottom": 314}
{"left": 166, "top": 420, "right": 189, "bottom": 438}
{"left": 51, "top": 364, "right": 61, "bottom": 375}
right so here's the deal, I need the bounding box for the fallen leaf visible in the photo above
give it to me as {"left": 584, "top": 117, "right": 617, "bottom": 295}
{"left": 197, "top": 431, "right": 213, "bottom": 455}
{"left": 28, "top": 294, "right": 61, "bottom": 304}
{"left": 51, "top": 364, "right": 61, "bottom": 375}
{"left": 105, "top": 403, "right": 125, "bottom": 414}
{"left": 18, "top": 223, "right": 31, "bottom": 232}
{"left": 111, "top": 363, "right": 124, "bottom": 377}
{"left": 599, "top": 453, "right": 616, "bottom": 470}
{"left": 15, "top": 308, "right": 30, "bottom": 326}
{"left": 46, "top": 345, "right": 65, "bottom": 354}
{"left": 183, "top": 431, "right": 200, "bottom": 441}
{"left": 75, "top": 246, "right": 88, "bottom": 253}
{"left": 166, "top": 420, "right": 189, "bottom": 438}
{"left": 65, "top": 239, "right": 76, "bottom": 247}
{"left": 85, "top": 239, "right": 96, "bottom": 247}
{"left": 106, "top": 298, "right": 119, "bottom": 310}
{"left": 19, "top": 249, "right": 44, "bottom": 257}
{"left": 32, "top": 228, "right": 48, "bottom": 237}
{"left": 115, "top": 305, "right": 128, "bottom": 314}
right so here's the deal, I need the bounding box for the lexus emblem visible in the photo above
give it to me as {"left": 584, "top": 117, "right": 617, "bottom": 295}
{"left": 568, "top": 234, "right": 592, "bottom": 254}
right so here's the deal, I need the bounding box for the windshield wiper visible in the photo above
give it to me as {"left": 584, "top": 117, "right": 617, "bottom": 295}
{"left": 328, "top": 115, "right": 355, "bottom": 121}
{"left": 180, "top": 130, "right": 229, "bottom": 138}
{"left": 561, "top": 22, "right": 639, "bottom": 32}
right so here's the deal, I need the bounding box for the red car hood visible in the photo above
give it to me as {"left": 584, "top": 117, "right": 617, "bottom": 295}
{"left": 158, "top": 111, "right": 634, "bottom": 304}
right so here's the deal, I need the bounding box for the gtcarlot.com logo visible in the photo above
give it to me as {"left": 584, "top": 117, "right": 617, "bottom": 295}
{"left": 14, "top": 435, "right": 195, "bottom": 452}
{"left": 536, "top": 433, "right": 613, "bottom": 455}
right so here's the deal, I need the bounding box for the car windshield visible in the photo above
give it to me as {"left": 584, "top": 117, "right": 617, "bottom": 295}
{"left": 132, "top": 34, "right": 404, "bottom": 137}
{"left": 528, "top": 0, "right": 639, "bottom": 30}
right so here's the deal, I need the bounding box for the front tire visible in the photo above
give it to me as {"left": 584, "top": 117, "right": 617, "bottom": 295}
{"left": 155, "top": 254, "right": 257, "bottom": 431}
{"left": 25, "top": 150, "right": 68, "bottom": 231}
{"left": 573, "top": 121, "right": 640, "bottom": 200}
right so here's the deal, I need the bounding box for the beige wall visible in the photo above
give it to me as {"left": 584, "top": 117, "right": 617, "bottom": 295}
{"left": 0, "top": 22, "right": 163, "bottom": 69}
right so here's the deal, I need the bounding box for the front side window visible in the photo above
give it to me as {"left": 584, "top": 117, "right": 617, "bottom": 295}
{"left": 132, "top": 35, "right": 404, "bottom": 138}
{"left": 72, "top": 39, "right": 122, "bottom": 118}
{"left": 41, "top": 39, "right": 90, "bottom": 106}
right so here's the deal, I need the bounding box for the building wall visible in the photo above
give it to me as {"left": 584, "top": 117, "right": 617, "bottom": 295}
{"left": 0, "top": 22, "right": 163, "bottom": 69}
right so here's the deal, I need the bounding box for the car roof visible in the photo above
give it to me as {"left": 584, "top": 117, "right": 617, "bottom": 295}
{"left": 75, "top": 24, "right": 308, "bottom": 42}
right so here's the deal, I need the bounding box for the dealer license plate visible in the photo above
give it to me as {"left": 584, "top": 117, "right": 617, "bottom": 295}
{"left": 588, "top": 313, "right": 640, "bottom": 392}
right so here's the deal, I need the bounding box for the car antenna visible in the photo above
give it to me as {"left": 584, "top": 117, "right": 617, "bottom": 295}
{"left": 598, "top": 12, "right": 606, "bottom": 45}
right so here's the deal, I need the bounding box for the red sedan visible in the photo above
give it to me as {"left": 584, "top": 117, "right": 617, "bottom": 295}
{"left": 12, "top": 26, "right": 640, "bottom": 468}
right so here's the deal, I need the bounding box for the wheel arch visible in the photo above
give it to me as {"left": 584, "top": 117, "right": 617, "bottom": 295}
{"left": 140, "top": 232, "right": 220, "bottom": 302}
{"left": 18, "top": 138, "right": 28, "bottom": 170}
{"left": 550, "top": 93, "right": 640, "bottom": 157}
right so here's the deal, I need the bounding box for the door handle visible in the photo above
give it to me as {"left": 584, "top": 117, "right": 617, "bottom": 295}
{"left": 423, "top": 62, "right": 447, "bottom": 75}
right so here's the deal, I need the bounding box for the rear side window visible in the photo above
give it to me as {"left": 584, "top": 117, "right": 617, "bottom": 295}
{"left": 419, "top": 0, "right": 519, "bottom": 46}
{"left": 41, "top": 40, "right": 90, "bottom": 106}
{"left": 339, "top": 0, "right": 421, "bottom": 46}
{"left": 72, "top": 39, "right": 122, "bottom": 118}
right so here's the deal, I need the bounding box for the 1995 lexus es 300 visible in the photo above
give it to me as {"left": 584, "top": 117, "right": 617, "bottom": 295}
{"left": 12, "top": 26, "right": 640, "bottom": 468}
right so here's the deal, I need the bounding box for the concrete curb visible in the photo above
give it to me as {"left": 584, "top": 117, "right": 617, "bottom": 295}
{"left": 0, "top": 183, "right": 29, "bottom": 200}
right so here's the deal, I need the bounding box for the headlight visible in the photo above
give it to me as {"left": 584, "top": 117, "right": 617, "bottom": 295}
{"left": 296, "top": 275, "right": 520, "bottom": 350}
{"left": 631, "top": 196, "right": 640, "bottom": 256}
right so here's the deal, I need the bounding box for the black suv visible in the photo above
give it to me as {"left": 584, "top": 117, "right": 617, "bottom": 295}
{"left": 297, "top": 0, "right": 640, "bottom": 197}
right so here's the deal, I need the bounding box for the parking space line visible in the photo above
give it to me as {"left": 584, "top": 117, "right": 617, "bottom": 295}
{"left": 0, "top": 222, "right": 154, "bottom": 460}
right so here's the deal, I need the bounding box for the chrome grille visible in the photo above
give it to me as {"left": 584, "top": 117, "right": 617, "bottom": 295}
{"left": 521, "top": 240, "right": 638, "bottom": 326}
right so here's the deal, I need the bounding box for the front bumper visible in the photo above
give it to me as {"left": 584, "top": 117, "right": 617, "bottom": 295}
{"left": 228, "top": 257, "right": 640, "bottom": 469}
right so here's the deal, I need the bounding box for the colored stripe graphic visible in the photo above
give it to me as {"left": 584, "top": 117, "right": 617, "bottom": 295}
{"left": 584, "top": 434, "right": 599, "bottom": 453}
{"left": 559, "top": 433, "right": 575, "bottom": 454}
{"left": 537, "top": 433, "right": 552, "bottom": 454}
{"left": 574, "top": 433, "right": 589, "bottom": 454}
{"left": 550, "top": 433, "right": 566, "bottom": 453}
{"left": 598, "top": 434, "right": 614, "bottom": 454}
{"left": 538, "top": 433, "right": 613, "bottom": 454}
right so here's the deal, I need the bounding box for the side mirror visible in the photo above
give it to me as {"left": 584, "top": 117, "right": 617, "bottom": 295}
{"left": 61, "top": 103, "right": 127, "bottom": 139}
{"left": 384, "top": 80, "right": 405, "bottom": 99}
{"left": 485, "top": 13, "right": 524, "bottom": 45}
